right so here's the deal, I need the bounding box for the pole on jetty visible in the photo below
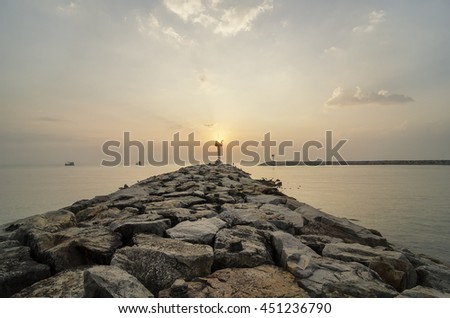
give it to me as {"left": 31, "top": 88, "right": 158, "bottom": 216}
{"left": 215, "top": 140, "right": 223, "bottom": 164}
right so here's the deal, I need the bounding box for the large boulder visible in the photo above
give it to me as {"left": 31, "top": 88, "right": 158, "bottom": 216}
{"left": 246, "top": 194, "right": 287, "bottom": 205}
{"left": 28, "top": 226, "right": 122, "bottom": 272}
{"left": 12, "top": 268, "right": 85, "bottom": 297}
{"left": 296, "top": 204, "right": 388, "bottom": 247}
{"left": 76, "top": 205, "right": 117, "bottom": 223}
{"left": 110, "top": 216, "right": 171, "bottom": 242}
{"left": 213, "top": 226, "right": 273, "bottom": 269}
{"left": 416, "top": 264, "right": 450, "bottom": 293}
{"left": 166, "top": 218, "right": 227, "bottom": 245}
{"left": 397, "top": 285, "right": 450, "bottom": 298}
{"left": 84, "top": 266, "right": 154, "bottom": 298}
{"left": 258, "top": 204, "right": 304, "bottom": 234}
{"left": 111, "top": 234, "right": 213, "bottom": 294}
{"left": 160, "top": 265, "right": 309, "bottom": 298}
{"left": 322, "top": 242, "right": 417, "bottom": 291}
{"left": 219, "top": 203, "right": 304, "bottom": 234}
{"left": 156, "top": 208, "right": 217, "bottom": 225}
{"left": 5, "top": 209, "right": 76, "bottom": 243}
{"left": 145, "top": 196, "right": 206, "bottom": 210}
{"left": 12, "top": 265, "right": 155, "bottom": 298}
{"left": 300, "top": 235, "right": 344, "bottom": 255}
{"left": 0, "top": 240, "right": 51, "bottom": 297}
{"left": 271, "top": 231, "right": 398, "bottom": 297}
{"left": 218, "top": 204, "right": 277, "bottom": 231}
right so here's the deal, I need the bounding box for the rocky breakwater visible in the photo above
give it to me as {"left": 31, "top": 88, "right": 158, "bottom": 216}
{"left": 1, "top": 164, "right": 449, "bottom": 298}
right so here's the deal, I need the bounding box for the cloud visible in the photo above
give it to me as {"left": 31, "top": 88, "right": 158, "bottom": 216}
{"left": 326, "top": 87, "right": 414, "bottom": 107}
{"left": 162, "top": 0, "right": 273, "bottom": 37}
{"left": 322, "top": 46, "right": 345, "bottom": 58}
{"left": 136, "top": 13, "right": 190, "bottom": 46}
{"left": 57, "top": 1, "right": 78, "bottom": 14}
{"left": 164, "top": 0, "right": 205, "bottom": 21}
{"left": 214, "top": 1, "right": 273, "bottom": 37}
{"left": 353, "top": 10, "right": 385, "bottom": 34}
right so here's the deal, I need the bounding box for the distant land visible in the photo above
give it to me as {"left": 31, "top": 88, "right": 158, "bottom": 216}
{"left": 260, "top": 160, "right": 450, "bottom": 166}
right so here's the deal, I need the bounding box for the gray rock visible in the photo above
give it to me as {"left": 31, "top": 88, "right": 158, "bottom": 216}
{"left": 66, "top": 195, "right": 109, "bottom": 214}
{"left": 300, "top": 235, "right": 344, "bottom": 255}
{"left": 166, "top": 279, "right": 188, "bottom": 297}
{"left": 84, "top": 266, "right": 154, "bottom": 298}
{"left": 75, "top": 205, "right": 142, "bottom": 227}
{"left": 259, "top": 203, "right": 304, "bottom": 234}
{"left": 271, "top": 231, "right": 398, "bottom": 297}
{"left": 145, "top": 196, "right": 206, "bottom": 210}
{"left": 271, "top": 231, "right": 318, "bottom": 269}
{"left": 6, "top": 209, "right": 76, "bottom": 243}
{"left": 163, "top": 191, "right": 193, "bottom": 198}
{"left": 0, "top": 240, "right": 51, "bottom": 297}
{"left": 218, "top": 204, "right": 277, "bottom": 231}
{"left": 159, "top": 265, "right": 309, "bottom": 298}
{"left": 416, "top": 264, "right": 450, "bottom": 292}
{"left": 208, "top": 193, "right": 236, "bottom": 204}
{"left": 156, "top": 208, "right": 217, "bottom": 225}
{"left": 322, "top": 242, "right": 417, "bottom": 291}
{"left": 110, "top": 217, "right": 170, "bottom": 242}
{"left": 219, "top": 203, "right": 304, "bottom": 234}
{"left": 111, "top": 234, "right": 213, "bottom": 294}
{"left": 397, "top": 285, "right": 450, "bottom": 298}
{"left": 30, "top": 226, "right": 122, "bottom": 272}
{"left": 76, "top": 204, "right": 114, "bottom": 223}
{"left": 246, "top": 194, "right": 287, "bottom": 205}
{"left": 284, "top": 197, "right": 306, "bottom": 211}
{"left": 296, "top": 204, "right": 388, "bottom": 247}
{"left": 13, "top": 268, "right": 85, "bottom": 297}
{"left": 166, "top": 217, "right": 227, "bottom": 245}
{"left": 214, "top": 226, "right": 273, "bottom": 269}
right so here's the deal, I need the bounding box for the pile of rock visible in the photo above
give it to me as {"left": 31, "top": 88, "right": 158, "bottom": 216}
{"left": 1, "top": 164, "right": 449, "bottom": 298}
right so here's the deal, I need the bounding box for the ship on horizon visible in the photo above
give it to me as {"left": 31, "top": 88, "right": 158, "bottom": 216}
{"left": 64, "top": 161, "right": 75, "bottom": 166}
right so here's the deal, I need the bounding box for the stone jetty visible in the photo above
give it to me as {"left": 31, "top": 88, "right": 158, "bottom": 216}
{"left": 1, "top": 164, "right": 449, "bottom": 298}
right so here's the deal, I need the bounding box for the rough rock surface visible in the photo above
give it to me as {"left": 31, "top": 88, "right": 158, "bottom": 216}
{"left": 296, "top": 204, "right": 388, "bottom": 247}
{"left": 166, "top": 217, "right": 227, "bottom": 245}
{"left": 13, "top": 268, "right": 86, "bottom": 297}
{"left": 214, "top": 226, "right": 273, "bottom": 269}
{"left": 110, "top": 216, "right": 171, "bottom": 242}
{"left": 416, "top": 264, "right": 450, "bottom": 293}
{"left": 12, "top": 265, "right": 154, "bottom": 298}
{"left": 159, "top": 265, "right": 308, "bottom": 298}
{"left": 219, "top": 203, "right": 304, "bottom": 234}
{"left": 84, "top": 266, "right": 154, "bottom": 298}
{"left": 155, "top": 207, "right": 217, "bottom": 225}
{"left": 4, "top": 209, "right": 76, "bottom": 243}
{"left": 397, "top": 285, "right": 450, "bottom": 298}
{"left": 0, "top": 240, "right": 51, "bottom": 297}
{"left": 271, "top": 231, "right": 399, "bottom": 297}
{"left": 111, "top": 234, "right": 213, "bottom": 294}
{"left": 2, "top": 163, "right": 449, "bottom": 298}
{"left": 322, "top": 242, "right": 416, "bottom": 291}
{"left": 30, "top": 226, "right": 122, "bottom": 272}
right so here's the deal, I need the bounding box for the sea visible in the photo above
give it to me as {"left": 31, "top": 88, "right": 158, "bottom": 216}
{"left": 0, "top": 164, "right": 449, "bottom": 264}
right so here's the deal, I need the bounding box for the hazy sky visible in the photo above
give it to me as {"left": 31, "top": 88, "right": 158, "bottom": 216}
{"left": 1, "top": 0, "right": 450, "bottom": 165}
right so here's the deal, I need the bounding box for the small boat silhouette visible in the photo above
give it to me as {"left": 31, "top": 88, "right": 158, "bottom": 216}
{"left": 65, "top": 161, "right": 75, "bottom": 166}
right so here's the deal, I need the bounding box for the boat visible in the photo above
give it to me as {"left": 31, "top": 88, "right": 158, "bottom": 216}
{"left": 65, "top": 161, "right": 75, "bottom": 166}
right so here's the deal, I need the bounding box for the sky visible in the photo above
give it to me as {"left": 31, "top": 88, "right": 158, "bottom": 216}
{"left": 1, "top": 0, "right": 450, "bottom": 165}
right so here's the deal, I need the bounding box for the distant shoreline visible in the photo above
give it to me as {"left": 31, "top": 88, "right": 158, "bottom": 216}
{"left": 260, "top": 160, "right": 450, "bottom": 166}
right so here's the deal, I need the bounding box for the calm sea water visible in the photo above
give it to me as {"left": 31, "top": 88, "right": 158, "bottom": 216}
{"left": 246, "top": 165, "right": 450, "bottom": 264}
{"left": 0, "top": 164, "right": 449, "bottom": 264}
